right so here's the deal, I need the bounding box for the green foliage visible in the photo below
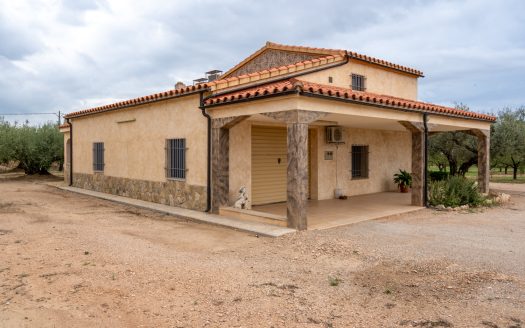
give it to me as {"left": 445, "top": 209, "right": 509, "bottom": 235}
{"left": 490, "top": 107, "right": 525, "bottom": 180}
{"left": 0, "top": 118, "right": 63, "bottom": 174}
{"left": 393, "top": 169, "right": 412, "bottom": 187}
{"left": 429, "top": 131, "right": 477, "bottom": 176}
{"left": 428, "top": 103, "right": 478, "bottom": 177}
{"left": 429, "top": 171, "right": 449, "bottom": 182}
{"left": 429, "top": 176, "right": 484, "bottom": 207}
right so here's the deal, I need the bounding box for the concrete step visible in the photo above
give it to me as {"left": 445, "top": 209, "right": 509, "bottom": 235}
{"left": 219, "top": 207, "right": 287, "bottom": 227}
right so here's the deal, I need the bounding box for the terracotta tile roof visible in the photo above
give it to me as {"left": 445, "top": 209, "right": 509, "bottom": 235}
{"left": 64, "top": 84, "right": 209, "bottom": 119}
{"left": 59, "top": 123, "right": 70, "bottom": 129}
{"left": 221, "top": 41, "right": 346, "bottom": 78}
{"left": 221, "top": 41, "right": 424, "bottom": 79}
{"left": 207, "top": 53, "right": 345, "bottom": 91}
{"left": 204, "top": 79, "right": 496, "bottom": 122}
{"left": 347, "top": 51, "right": 424, "bottom": 77}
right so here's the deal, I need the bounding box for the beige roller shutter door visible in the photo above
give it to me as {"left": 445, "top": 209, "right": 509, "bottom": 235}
{"left": 252, "top": 126, "right": 287, "bottom": 205}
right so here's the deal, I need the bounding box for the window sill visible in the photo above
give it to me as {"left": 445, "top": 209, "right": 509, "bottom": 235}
{"left": 351, "top": 177, "right": 369, "bottom": 180}
{"left": 166, "top": 177, "right": 186, "bottom": 182}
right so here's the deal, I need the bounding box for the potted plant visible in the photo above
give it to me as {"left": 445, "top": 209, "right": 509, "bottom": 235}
{"left": 393, "top": 169, "right": 412, "bottom": 193}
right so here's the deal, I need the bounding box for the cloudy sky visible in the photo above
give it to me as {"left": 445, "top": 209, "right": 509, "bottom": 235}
{"left": 0, "top": 0, "right": 524, "bottom": 125}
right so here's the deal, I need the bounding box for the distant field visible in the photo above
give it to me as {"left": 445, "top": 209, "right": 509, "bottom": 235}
{"left": 429, "top": 165, "right": 525, "bottom": 184}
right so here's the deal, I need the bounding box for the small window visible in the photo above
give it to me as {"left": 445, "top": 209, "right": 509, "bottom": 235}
{"left": 351, "top": 74, "right": 366, "bottom": 91}
{"left": 93, "top": 142, "right": 104, "bottom": 172}
{"left": 351, "top": 145, "right": 369, "bottom": 179}
{"left": 328, "top": 76, "right": 333, "bottom": 83}
{"left": 166, "top": 138, "right": 186, "bottom": 179}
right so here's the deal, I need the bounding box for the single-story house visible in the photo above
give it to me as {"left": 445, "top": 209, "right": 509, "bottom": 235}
{"left": 60, "top": 41, "right": 495, "bottom": 230}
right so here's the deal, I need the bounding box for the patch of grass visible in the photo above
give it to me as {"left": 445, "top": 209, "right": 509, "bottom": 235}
{"left": 328, "top": 276, "right": 342, "bottom": 286}
{"left": 490, "top": 174, "right": 525, "bottom": 184}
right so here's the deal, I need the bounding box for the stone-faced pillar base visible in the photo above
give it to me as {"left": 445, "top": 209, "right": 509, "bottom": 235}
{"left": 287, "top": 123, "right": 309, "bottom": 230}
{"left": 472, "top": 129, "right": 490, "bottom": 193}
{"left": 211, "top": 116, "right": 249, "bottom": 213}
{"left": 261, "top": 110, "right": 327, "bottom": 230}
{"left": 399, "top": 121, "right": 425, "bottom": 206}
{"left": 211, "top": 127, "right": 229, "bottom": 213}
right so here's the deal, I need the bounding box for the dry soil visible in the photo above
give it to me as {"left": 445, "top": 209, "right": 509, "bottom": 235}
{"left": 0, "top": 176, "right": 524, "bottom": 327}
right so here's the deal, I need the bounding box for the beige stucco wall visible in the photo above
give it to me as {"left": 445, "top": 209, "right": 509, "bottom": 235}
{"left": 300, "top": 61, "right": 419, "bottom": 100}
{"left": 70, "top": 94, "right": 207, "bottom": 187}
{"left": 312, "top": 126, "right": 411, "bottom": 200}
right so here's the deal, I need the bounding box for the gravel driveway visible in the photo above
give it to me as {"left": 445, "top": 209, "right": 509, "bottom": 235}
{"left": 0, "top": 177, "right": 524, "bottom": 327}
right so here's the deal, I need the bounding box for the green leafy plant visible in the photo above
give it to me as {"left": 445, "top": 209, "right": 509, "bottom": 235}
{"left": 429, "top": 176, "right": 485, "bottom": 207}
{"left": 393, "top": 170, "right": 412, "bottom": 192}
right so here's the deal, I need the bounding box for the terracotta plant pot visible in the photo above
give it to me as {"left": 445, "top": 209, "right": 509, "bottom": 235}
{"left": 399, "top": 184, "right": 409, "bottom": 193}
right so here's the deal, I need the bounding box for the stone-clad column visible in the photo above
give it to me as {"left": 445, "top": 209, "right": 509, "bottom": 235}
{"left": 211, "top": 126, "right": 229, "bottom": 213}
{"left": 287, "top": 123, "right": 309, "bottom": 230}
{"left": 411, "top": 130, "right": 425, "bottom": 206}
{"left": 261, "top": 109, "right": 327, "bottom": 230}
{"left": 211, "top": 116, "right": 249, "bottom": 213}
{"left": 399, "top": 121, "right": 425, "bottom": 206}
{"left": 472, "top": 129, "right": 490, "bottom": 193}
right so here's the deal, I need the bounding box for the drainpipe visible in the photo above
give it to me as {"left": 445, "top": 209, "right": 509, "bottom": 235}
{"left": 199, "top": 91, "right": 212, "bottom": 212}
{"left": 67, "top": 118, "right": 73, "bottom": 186}
{"left": 423, "top": 113, "right": 429, "bottom": 207}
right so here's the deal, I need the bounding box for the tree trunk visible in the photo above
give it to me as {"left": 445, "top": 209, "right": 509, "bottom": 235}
{"left": 513, "top": 166, "right": 518, "bottom": 180}
{"left": 449, "top": 160, "right": 458, "bottom": 176}
{"left": 505, "top": 166, "right": 508, "bottom": 175}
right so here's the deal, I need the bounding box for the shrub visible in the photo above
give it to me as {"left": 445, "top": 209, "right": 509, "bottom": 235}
{"left": 429, "top": 176, "right": 484, "bottom": 207}
{"left": 429, "top": 171, "right": 449, "bottom": 182}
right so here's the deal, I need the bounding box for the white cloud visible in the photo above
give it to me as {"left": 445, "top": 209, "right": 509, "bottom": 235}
{"left": 0, "top": 0, "right": 523, "bottom": 125}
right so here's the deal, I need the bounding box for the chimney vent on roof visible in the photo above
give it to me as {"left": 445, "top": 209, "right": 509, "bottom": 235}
{"left": 192, "top": 70, "right": 223, "bottom": 85}
{"left": 175, "top": 81, "right": 186, "bottom": 89}
{"left": 193, "top": 77, "right": 208, "bottom": 85}
{"left": 206, "top": 69, "right": 223, "bottom": 82}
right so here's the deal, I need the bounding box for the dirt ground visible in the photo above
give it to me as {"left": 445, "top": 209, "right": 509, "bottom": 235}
{"left": 0, "top": 177, "right": 524, "bottom": 328}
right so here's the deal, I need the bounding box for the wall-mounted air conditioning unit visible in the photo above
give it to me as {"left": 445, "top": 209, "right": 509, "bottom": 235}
{"left": 325, "top": 126, "right": 343, "bottom": 143}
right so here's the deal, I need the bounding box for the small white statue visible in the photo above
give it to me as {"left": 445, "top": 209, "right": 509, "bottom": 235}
{"left": 234, "top": 186, "right": 248, "bottom": 209}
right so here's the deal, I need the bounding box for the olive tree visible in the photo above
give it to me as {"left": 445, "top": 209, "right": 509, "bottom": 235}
{"left": 491, "top": 107, "right": 525, "bottom": 180}
{"left": 428, "top": 103, "right": 478, "bottom": 176}
{"left": 0, "top": 118, "right": 63, "bottom": 175}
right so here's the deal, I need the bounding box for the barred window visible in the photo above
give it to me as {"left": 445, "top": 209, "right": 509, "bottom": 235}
{"left": 351, "top": 73, "right": 366, "bottom": 91}
{"left": 93, "top": 142, "right": 104, "bottom": 172}
{"left": 351, "top": 145, "right": 369, "bottom": 179}
{"left": 166, "top": 138, "right": 186, "bottom": 179}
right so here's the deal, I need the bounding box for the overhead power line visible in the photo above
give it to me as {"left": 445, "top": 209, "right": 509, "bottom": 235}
{"left": 0, "top": 113, "right": 57, "bottom": 115}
